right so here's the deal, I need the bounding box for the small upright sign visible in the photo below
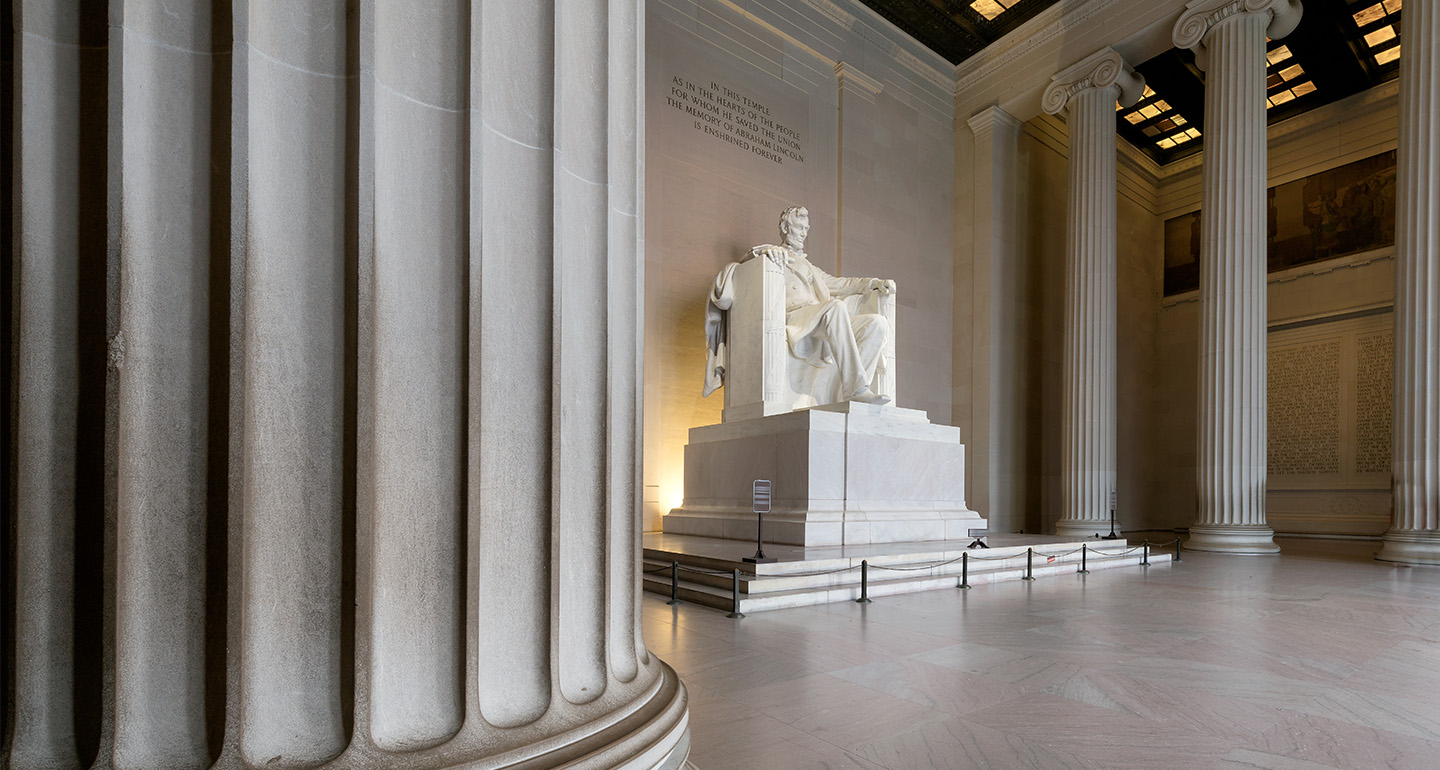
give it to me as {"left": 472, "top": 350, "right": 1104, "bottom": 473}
{"left": 752, "top": 479, "right": 772, "bottom": 515}
{"left": 744, "top": 479, "right": 776, "bottom": 564}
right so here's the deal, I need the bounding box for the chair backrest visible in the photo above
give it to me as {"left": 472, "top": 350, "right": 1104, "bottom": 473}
{"left": 721, "top": 255, "right": 801, "bottom": 422}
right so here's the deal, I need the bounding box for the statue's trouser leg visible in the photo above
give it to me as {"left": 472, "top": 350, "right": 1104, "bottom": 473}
{"left": 817, "top": 303, "right": 889, "bottom": 398}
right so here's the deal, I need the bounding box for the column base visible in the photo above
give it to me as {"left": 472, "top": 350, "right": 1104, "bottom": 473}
{"left": 1055, "top": 518, "right": 1120, "bottom": 538}
{"left": 1375, "top": 529, "right": 1440, "bottom": 565}
{"left": 1185, "top": 524, "right": 1280, "bottom": 554}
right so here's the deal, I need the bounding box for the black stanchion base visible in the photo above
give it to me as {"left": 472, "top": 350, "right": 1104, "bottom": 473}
{"left": 743, "top": 556, "right": 777, "bottom": 564}
{"left": 1100, "top": 532, "right": 1121, "bottom": 540}
{"left": 1021, "top": 576, "right": 1037, "bottom": 581}
{"left": 726, "top": 611, "right": 746, "bottom": 618}
{"left": 967, "top": 539, "right": 989, "bottom": 549}
{"left": 855, "top": 597, "right": 872, "bottom": 604}
{"left": 666, "top": 599, "right": 682, "bottom": 606}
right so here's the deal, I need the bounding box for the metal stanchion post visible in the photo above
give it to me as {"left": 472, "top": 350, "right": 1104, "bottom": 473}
{"left": 1078, "top": 544, "right": 1090, "bottom": 574}
{"left": 1023, "top": 548, "right": 1036, "bottom": 581}
{"left": 1141, "top": 541, "right": 1150, "bottom": 566}
{"left": 959, "top": 552, "right": 971, "bottom": 589}
{"left": 667, "top": 561, "right": 682, "bottom": 605}
{"left": 1175, "top": 537, "right": 1182, "bottom": 561}
{"left": 726, "top": 569, "right": 745, "bottom": 618}
{"left": 856, "top": 560, "right": 873, "bottom": 604}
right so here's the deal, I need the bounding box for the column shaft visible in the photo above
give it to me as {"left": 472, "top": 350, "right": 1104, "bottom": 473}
{"left": 239, "top": 2, "right": 348, "bottom": 765}
{"left": 605, "top": 0, "right": 645, "bottom": 684}
{"left": 1059, "top": 87, "right": 1118, "bottom": 537}
{"left": 554, "top": 0, "right": 612, "bottom": 706}
{"left": 112, "top": 3, "right": 223, "bottom": 766}
{"left": 12, "top": 3, "right": 88, "bottom": 765}
{"left": 370, "top": 0, "right": 466, "bottom": 750}
{"left": 1175, "top": 0, "right": 1298, "bottom": 554}
{"left": 1378, "top": 0, "right": 1440, "bottom": 564}
{"left": 472, "top": 0, "right": 555, "bottom": 730}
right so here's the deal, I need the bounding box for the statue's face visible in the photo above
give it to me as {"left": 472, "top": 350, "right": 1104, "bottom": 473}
{"left": 783, "top": 210, "right": 809, "bottom": 249}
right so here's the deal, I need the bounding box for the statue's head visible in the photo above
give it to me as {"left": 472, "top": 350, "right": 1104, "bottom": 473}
{"left": 778, "top": 206, "right": 809, "bottom": 249}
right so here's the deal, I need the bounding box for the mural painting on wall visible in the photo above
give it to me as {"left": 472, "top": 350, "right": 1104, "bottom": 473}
{"left": 1163, "top": 150, "right": 1397, "bottom": 296}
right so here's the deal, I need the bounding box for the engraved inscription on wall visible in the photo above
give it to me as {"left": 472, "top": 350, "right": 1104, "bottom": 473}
{"left": 1268, "top": 340, "right": 1342, "bottom": 475}
{"left": 1355, "top": 330, "right": 1394, "bottom": 474}
{"left": 664, "top": 75, "right": 805, "bottom": 165}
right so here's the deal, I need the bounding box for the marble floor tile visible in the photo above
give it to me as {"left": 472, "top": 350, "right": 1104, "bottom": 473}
{"left": 643, "top": 538, "right": 1440, "bottom": 769}
{"left": 1239, "top": 711, "right": 1440, "bottom": 770}
{"left": 730, "top": 671, "right": 953, "bottom": 752}
{"left": 827, "top": 657, "right": 1023, "bottom": 717}
{"left": 851, "top": 715, "right": 1092, "bottom": 770}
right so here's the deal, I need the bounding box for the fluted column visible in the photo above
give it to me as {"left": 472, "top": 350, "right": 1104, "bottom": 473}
{"left": 240, "top": 2, "right": 348, "bottom": 765}
{"left": 1173, "top": 0, "right": 1301, "bottom": 554}
{"left": 7, "top": 1, "right": 690, "bottom": 769}
{"left": 112, "top": 3, "right": 227, "bottom": 767}
{"left": 1378, "top": 1, "right": 1440, "bottom": 565}
{"left": 1042, "top": 49, "right": 1144, "bottom": 538}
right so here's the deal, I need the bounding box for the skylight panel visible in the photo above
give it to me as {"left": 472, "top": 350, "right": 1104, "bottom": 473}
{"left": 1348, "top": 0, "right": 1403, "bottom": 68}
{"left": 970, "top": 0, "right": 1019, "bottom": 21}
{"left": 1117, "top": 84, "right": 1199, "bottom": 154}
{"left": 1264, "top": 41, "right": 1316, "bottom": 111}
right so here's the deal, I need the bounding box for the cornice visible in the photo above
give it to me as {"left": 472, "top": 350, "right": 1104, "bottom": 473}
{"left": 1041, "top": 47, "right": 1145, "bottom": 115}
{"left": 800, "top": 0, "right": 956, "bottom": 91}
{"left": 955, "top": 0, "right": 1122, "bottom": 96}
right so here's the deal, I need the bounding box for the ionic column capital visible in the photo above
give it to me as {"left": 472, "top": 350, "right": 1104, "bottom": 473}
{"left": 1042, "top": 47, "right": 1145, "bottom": 116}
{"left": 1173, "top": 0, "right": 1303, "bottom": 70}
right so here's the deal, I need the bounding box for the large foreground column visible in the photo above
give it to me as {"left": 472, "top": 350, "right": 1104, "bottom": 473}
{"left": 6, "top": 2, "right": 691, "bottom": 768}
{"left": 1173, "top": 0, "right": 1302, "bottom": 554}
{"left": 1042, "top": 49, "right": 1144, "bottom": 538}
{"left": 1377, "top": 1, "right": 1440, "bottom": 565}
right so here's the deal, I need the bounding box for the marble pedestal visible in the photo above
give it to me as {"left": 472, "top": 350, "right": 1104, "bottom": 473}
{"left": 663, "top": 402, "right": 985, "bottom": 547}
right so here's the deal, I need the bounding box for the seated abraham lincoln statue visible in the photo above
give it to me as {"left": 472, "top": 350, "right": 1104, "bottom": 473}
{"left": 704, "top": 206, "right": 897, "bottom": 419}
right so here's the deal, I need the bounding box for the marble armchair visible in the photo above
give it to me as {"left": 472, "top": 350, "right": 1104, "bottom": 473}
{"left": 715, "top": 252, "right": 896, "bottom": 423}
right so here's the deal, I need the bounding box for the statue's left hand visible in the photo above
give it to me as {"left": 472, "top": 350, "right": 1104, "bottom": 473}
{"left": 870, "top": 278, "right": 896, "bottom": 295}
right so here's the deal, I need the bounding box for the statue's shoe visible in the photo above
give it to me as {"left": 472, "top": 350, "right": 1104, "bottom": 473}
{"left": 851, "top": 387, "right": 891, "bottom": 405}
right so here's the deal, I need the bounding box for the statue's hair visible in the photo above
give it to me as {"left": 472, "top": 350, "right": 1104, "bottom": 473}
{"left": 778, "top": 205, "right": 808, "bottom": 234}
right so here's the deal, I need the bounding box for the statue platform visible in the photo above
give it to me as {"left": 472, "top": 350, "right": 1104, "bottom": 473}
{"left": 662, "top": 401, "right": 985, "bottom": 547}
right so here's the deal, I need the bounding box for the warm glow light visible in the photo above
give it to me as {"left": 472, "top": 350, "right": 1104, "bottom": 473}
{"left": 970, "top": 0, "right": 1008, "bottom": 20}
{"left": 1139, "top": 104, "right": 1160, "bottom": 119}
{"left": 1365, "top": 25, "right": 1397, "bottom": 47}
{"left": 1292, "top": 81, "right": 1317, "bottom": 97}
{"left": 1266, "top": 45, "right": 1293, "bottom": 66}
{"left": 1270, "top": 89, "right": 1296, "bottom": 106}
{"left": 1353, "top": 3, "right": 1386, "bottom": 26}
{"left": 1375, "top": 44, "right": 1401, "bottom": 64}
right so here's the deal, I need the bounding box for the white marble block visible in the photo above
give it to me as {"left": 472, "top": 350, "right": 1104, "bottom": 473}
{"left": 663, "top": 402, "right": 985, "bottom": 546}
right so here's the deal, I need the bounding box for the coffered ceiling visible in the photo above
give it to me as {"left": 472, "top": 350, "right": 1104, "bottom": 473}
{"left": 856, "top": 0, "right": 1403, "bottom": 164}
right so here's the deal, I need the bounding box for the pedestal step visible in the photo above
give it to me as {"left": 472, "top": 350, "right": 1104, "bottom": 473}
{"left": 642, "top": 539, "right": 1173, "bottom": 613}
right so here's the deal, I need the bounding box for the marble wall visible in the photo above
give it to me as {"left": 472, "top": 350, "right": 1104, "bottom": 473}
{"left": 642, "top": 0, "right": 954, "bottom": 531}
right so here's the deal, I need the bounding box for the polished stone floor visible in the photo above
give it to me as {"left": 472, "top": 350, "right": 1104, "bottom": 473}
{"left": 644, "top": 537, "right": 1440, "bottom": 769}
